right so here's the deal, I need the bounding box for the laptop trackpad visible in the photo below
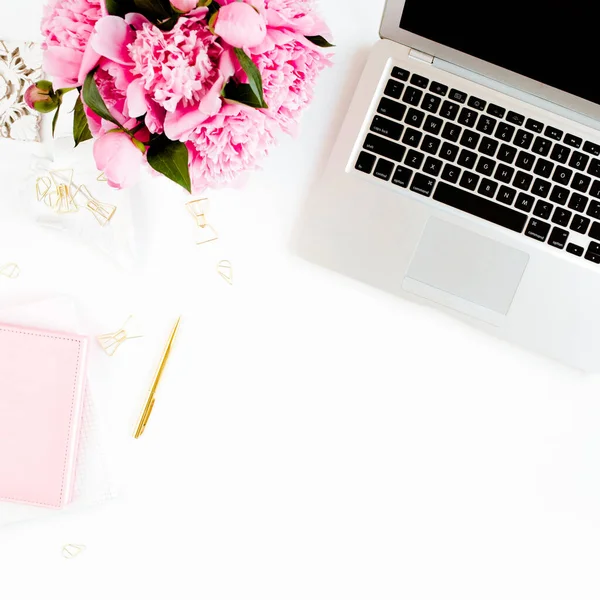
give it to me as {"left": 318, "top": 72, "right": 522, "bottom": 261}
{"left": 403, "top": 218, "right": 529, "bottom": 325}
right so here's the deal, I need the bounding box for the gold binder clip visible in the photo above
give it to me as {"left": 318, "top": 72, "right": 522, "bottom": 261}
{"left": 75, "top": 185, "right": 116, "bottom": 226}
{"left": 186, "top": 199, "right": 218, "bottom": 245}
{"left": 0, "top": 263, "right": 20, "bottom": 279}
{"left": 97, "top": 316, "right": 143, "bottom": 357}
{"left": 217, "top": 260, "right": 233, "bottom": 285}
{"left": 62, "top": 544, "right": 86, "bottom": 559}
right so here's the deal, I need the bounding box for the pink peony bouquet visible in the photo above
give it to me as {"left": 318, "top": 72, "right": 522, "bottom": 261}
{"left": 27, "top": 0, "right": 333, "bottom": 192}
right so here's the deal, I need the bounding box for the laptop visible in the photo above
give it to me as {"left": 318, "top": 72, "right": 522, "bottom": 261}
{"left": 297, "top": 0, "right": 600, "bottom": 371}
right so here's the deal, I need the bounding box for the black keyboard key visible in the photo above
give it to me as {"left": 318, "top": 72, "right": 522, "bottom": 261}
{"left": 430, "top": 81, "right": 448, "bottom": 96}
{"left": 506, "top": 111, "right": 525, "bottom": 126}
{"left": 478, "top": 178, "right": 498, "bottom": 198}
{"left": 423, "top": 156, "right": 443, "bottom": 176}
{"left": 591, "top": 181, "right": 600, "bottom": 199}
{"left": 487, "top": 104, "right": 506, "bottom": 118}
{"left": 363, "top": 134, "right": 406, "bottom": 162}
{"left": 405, "top": 149, "right": 425, "bottom": 169}
{"left": 377, "top": 97, "right": 406, "bottom": 122}
{"left": 423, "top": 115, "right": 443, "bottom": 135}
{"left": 513, "top": 129, "right": 534, "bottom": 150}
{"left": 532, "top": 137, "right": 552, "bottom": 157}
{"left": 402, "top": 128, "right": 423, "bottom": 148}
{"left": 476, "top": 156, "right": 496, "bottom": 177}
{"left": 569, "top": 193, "right": 588, "bottom": 213}
{"left": 587, "top": 200, "right": 600, "bottom": 219}
{"left": 439, "top": 142, "right": 460, "bottom": 163}
{"left": 514, "top": 171, "right": 533, "bottom": 191}
{"left": 497, "top": 144, "right": 517, "bottom": 164}
{"left": 494, "top": 165, "right": 515, "bottom": 184}
{"left": 552, "top": 207, "right": 572, "bottom": 227}
{"left": 421, "top": 93, "right": 441, "bottom": 114}
{"left": 449, "top": 89, "right": 467, "bottom": 103}
{"left": 405, "top": 107, "right": 425, "bottom": 128}
{"left": 384, "top": 79, "right": 404, "bottom": 100}
{"left": 564, "top": 134, "right": 582, "bottom": 149}
{"left": 479, "top": 136, "right": 499, "bottom": 156}
{"left": 497, "top": 185, "right": 516, "bottom": 205}
{"left": 457, "top": 149, "right": 477, "bottom": 170}
{"left": 468, "top": 96, "right": 486, "bottom": 111}
{"left": 373, "top": 158, "right": 395, "bottom": 181}
{"left": 571, "top": 173, "right": 591, "bottom": 193}
{"left": 585, "top": 248, "right": 600, "bottom": 263}
{"left": 590, "top": 222, "right": 600, "bottom": 241}
{"left": 531, "top": 178, "right": 551, "bottom": 198}
{"left": 440, "top": 100, "right": 460, "bottom": 121}
{"left": 421, "top": 135, "right": 441, "bottom": 155}
{"left": 570, "top": 215, "right": 590, "bottom": 234}
{"left": 534, "top": 158, "right": 554, "bottom": 179}
{"left": 549, "top": 185, "right": 570, "bottom": 206}
{"left": 459, "top": 171, "right": 480, "bottom": 191}
{"left": 370, "top": 116, "right": 403, "bottom": 141}
{"left": 460, "top": 130, "right": 480, "bottom": 150}
{"left": 548, "top": 227, "right": 569, "bottom": 249}
{"left": 552, "top": 166, "right": 572, "bottom": 186}
{"left": 410, "top": 74, "right": 429, "bottom": 89}
{"left": 533, "top": 200, "right": 553, "bottom": 219}
{"left": 392, "top": 67, "right": 410, "bottom": 81}
{"left": 441, "top": 163, "right": 461, "bottom": 184}
{"left": 515, "top": 193, "right": 535, "bottom": 213}
{"left": 525, "top": 118, "right": 544, "bottom": 134}
{"left": 458, "top": 108, "right": 478, "bottom": 128}
{"left": 550, "top": 144, "right": 570, "bottom": 164}
{"left": 515, "top": 151, "right": 535, "bottom": 172}
{"left": 403, "top": 86, "right": 423, "bottom": 107}
{"left": 392, "top": 165, "right": 413, "bottom": 188}
{"left": 525, "top": 218, "right": 551, "bottom": 242}
{"left": 355, "top": 151, "right": 376, "bottom": 174}
{"left": 584, "top": 141, "right": 600, "bottom": 156}
{"left": 495, "top": 123, "right": 515, "bottom": 143}
{"left": 410, "top": 173, "right": 435, "bottom": 197}
{"left": 433, "top": 182, "right": 527, "bottom": 233}
{"left": 545, "top": 126, "right": 563, "bottom": 141}
{"left": 567, "top": 243, "right": 584, "bottom": 256}
{"left": 441, "top": 122, "right": 462, "bottom": 143}
{"left": 569, "top": 151, "right": 589, "bottom": 171}
{"left": 588, "top": 158, "right": 600, "bottom": 178}
{"left": 476, "top": 115, "right": 497, "bottom": 135}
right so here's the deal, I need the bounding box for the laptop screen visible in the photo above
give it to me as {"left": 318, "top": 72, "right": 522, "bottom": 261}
{"left": 400, "top": 1, "right": 600, "bottom": 107}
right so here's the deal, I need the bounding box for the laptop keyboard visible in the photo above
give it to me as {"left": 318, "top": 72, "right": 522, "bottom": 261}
{"left": 355, "top": 65, "right": 600, "bottom": 265}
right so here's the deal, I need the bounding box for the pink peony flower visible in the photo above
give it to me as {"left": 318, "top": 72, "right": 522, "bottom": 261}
{"left": 171, "top": 0, "right": 198, "bottom": 12}
{"left": 93, "top": 131, "right": 145, "bottom": 189}
{"left": 214, "top": 2, "right": 267, "bottom": 48}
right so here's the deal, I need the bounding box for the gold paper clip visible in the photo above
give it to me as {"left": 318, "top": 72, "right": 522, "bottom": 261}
{"left": 35, "top": 176, "right": 52, "bottom": 206}
{"left": 62, "top": 544, "right": 86, "bottom": 559}
{"left": 75, "top": 185, "right": 116, "bottom": 226}
{"left": 0, "top": 263, "right": 20, "bottom": 279}
{"left": 217, "top": 260, "right": 233, "bottom": 285}
{"left": 97, "top": 172, "right": 108, "bottom": 183}
{"left": 97, "top": 316, "right": 143, "bottom": 357}
{"left": 186, "top": 199, "right": 218, "bottom": 245}
{"left": 52, "top": 183, "right": 79, "bottom": 214}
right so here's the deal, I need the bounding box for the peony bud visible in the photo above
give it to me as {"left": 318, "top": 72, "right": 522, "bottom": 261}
{"left": 214, "top": 2, "right": 267, "bottom": 49}
{"left": 24, "top": 81, "right": 60, "bottom": 113}
{"left": 171, "top": 0, "right": 198, "bottom": 13}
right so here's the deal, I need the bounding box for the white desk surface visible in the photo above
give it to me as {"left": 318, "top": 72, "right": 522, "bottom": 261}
{"left": 1, "top": 2, "right": 600, "bottom": 598}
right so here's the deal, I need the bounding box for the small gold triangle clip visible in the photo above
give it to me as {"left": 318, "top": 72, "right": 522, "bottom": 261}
{"left": 217, "top": 260, "right": 233, "bottom": 285}
{"left": 62, "top": 544, "right": 86, "bottom": 559}
{"left": 0, "top": 263, "right": 20, "bottom": 279}
{"left": 186, "top": 199, "right": 219, "bottom": 245}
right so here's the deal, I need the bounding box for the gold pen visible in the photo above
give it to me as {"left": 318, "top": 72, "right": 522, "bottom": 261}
{"left": 134, "top": 317, "right": 181, "bottom": 439}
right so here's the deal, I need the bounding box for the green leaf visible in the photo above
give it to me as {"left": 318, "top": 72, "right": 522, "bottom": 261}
{"left": 147, "top": 135, "right": 191, "bottom": 193}
{"left": 222, "top": 81, "right": 266, "bottom": 109}
{"left": 51, "top": 103, "right": 61, "bottom": 138}
{"left": 305, "top": 35, "right": 335, "bottom": 48}
{"left": 233, "top": 48, "right": 268, "bottom": 109}
{"left": 82, "top": 70, "right": 120, "bottom": 128}
{"left": 105, "top": 0, "right": 136, "bottom": 17}
{"left": 73, "top": 95, "right": 93, "bottom": 147}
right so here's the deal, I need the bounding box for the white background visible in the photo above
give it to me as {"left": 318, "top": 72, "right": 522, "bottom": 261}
{"left": 2, "top": 1, "right": 600, "bottom": 598}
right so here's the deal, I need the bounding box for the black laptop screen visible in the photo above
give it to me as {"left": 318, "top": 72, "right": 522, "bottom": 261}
{"left": 400, "top": 1, "right": 600, "bottom": 106}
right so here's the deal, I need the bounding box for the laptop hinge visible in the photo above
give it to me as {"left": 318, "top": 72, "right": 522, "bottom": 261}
{"left": 409, "top": 48, "right": 434, "bottom": 64}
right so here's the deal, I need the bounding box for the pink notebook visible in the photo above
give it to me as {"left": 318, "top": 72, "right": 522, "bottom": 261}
{"left": 0, "top": 323, "right": 89, "bottom": 509}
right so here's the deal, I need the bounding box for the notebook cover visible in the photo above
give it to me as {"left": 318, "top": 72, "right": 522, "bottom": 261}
{"left": 0, "top": 323, "right": 89, "bottom": 509}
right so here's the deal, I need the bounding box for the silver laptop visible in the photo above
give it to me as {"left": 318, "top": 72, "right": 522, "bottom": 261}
{"left": 297, "top": 0, "right": 600, "bottom": 371}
